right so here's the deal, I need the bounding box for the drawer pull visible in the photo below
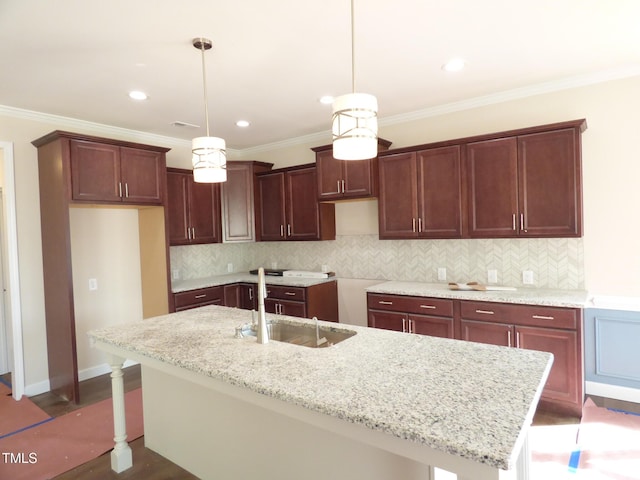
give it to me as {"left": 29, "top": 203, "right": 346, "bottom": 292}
{"left": 378, "top": 300, "right": 393, "bottom": 305}
{"left": 420, "top": 305, "right": 436, "bottom": 309}
{"left": 194, "top": 294, "right": 207, "bottom": 299}
{"left": 532, "top": 315, "right": 554, "bottom": 320}
{"left": 284, "top": 292, "right": 297, "bottom": 296}
{"left": 475, "top": 309, "right": 495, "bottom": 315}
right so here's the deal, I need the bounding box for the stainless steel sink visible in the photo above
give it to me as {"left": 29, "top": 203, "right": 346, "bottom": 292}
{"left": 240, "top": 321, "right": 356, "bottom": 348}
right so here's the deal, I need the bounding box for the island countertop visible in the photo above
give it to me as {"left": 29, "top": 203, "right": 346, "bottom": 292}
{"left": 367, "top": 281, "right": 588, "bottom": 308}
{"left": 88, "top": 306, "right": 552, "bottom": 472}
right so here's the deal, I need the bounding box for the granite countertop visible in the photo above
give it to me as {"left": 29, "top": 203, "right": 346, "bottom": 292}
{"left": 89, "top": 306, "right": 552, "bottom": 471}
{"left": 172, "top": 273, "right": 336, "bottom": 293}
{"left": 367, "top": 281, "right": 588, "bottom": 308}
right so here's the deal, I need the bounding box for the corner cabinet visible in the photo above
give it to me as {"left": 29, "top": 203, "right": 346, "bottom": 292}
{"left": 32, "top": 130, "right": 171, "bottom": 404}
{"left": 378, "top": 146, "right": 463, "bottom": 239}
{"left": 166, "top": 168, "right": 221, "bottom": 245}
{"left": 221, "top": 161, "right": 273, "bottom": 243}
{"left": 466, "top": 125, "right": 584, "bottom": 238}
{"left": 312, "top": 139, "right": 391, "bottom": 201}
{"left": 256, "top": 164, "right": 335, "bottom": 241}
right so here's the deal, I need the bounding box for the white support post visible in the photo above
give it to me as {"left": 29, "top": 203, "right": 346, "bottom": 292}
{"left": 108, "top": 357, "right": 133, "bottom": 472}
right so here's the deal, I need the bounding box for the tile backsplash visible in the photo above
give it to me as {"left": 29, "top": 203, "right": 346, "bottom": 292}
{"left": 171, "top": 235, "right": 584, "bottom": 290}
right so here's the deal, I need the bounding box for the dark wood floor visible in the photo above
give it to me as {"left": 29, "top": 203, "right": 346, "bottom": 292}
{"left": 4, "top": 367, "right": 640, "bottom": 479}
{"left": 2, "top": 366, "right": 198, "bottom": 480}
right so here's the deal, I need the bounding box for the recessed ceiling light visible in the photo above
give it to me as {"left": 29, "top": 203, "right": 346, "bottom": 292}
{"left": 128, "top": 90, "right": 148, "bottom": 100}
{"left": 319, "top": 95, "right": 334, "bottom": 105}
{"left": 442, "top": 58, "right": 466, "bottom": 72}
{"left": 236, "top": 120, "right": 250, "bottom": 128}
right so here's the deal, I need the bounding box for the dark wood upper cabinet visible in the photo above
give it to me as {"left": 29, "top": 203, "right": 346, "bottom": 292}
{"left": 221, "top": 161, "right": 273, "bottom": 243}
{"left": 256, "top": 164, "right": 335, "bottom": 241}
{"left": 70, "top": 139, "right": 163, "bottom": 205}
{"left": 517, "top": 128, "right": 582, "bottom": 237}
{"left": 378, "top": 146, "right": 462, "bottom": 239}
{"left": 379, "top": 119, "right": 586, "bottom": 240}
{"left": 465, "top": 137, "right": 519, "bottom": 237}
{"left": 166, "top": 168, "right": 221, "bottom": 246}
{"left": 312, "top": 140, "right": 391, "bottom": 201}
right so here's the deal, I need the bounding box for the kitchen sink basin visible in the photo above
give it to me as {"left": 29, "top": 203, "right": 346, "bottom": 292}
{"left": 240, "top": 321, "right": 356, "bottom": 348}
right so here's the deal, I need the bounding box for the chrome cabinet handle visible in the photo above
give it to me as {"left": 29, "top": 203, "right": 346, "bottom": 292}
{"left": 337, "top": 180, "right": 341, "bottom": 193}
{"left": 520, "top": 213, "right": 525, "bottom": 232}
{"left": 475, "top": 309, "right": 495, "bottom": 315}
{"left": 512, "top": 213, "right": 517, "bottom": 231}
{"left": 341, "top": 180, "right": 345, "bottom": 193}
{"left": 516, "top": 331, "right": 521, "bottom": 348}
{"left": 418, "top": 217, "right": 423, "bottom": 233}
{"left": 119, "top": 182, "right": 123, "bottom": 198}
{"left": 191, "top": 227, "right": 196, "bottom": 239}
{"left": 248, "top": 288, "right": 253, "bottom": 300}
{"left": 284, "top": 292, "right": 296, "bottom": 296}
{"left": 412, "top": 218, "right": 416, "bottom": 232}
{"left": 280, "top": 225, "right": 284, "bottom": 237}
{"left": 125, "top": 183, "right": 129, "bottom": 198}
{"left": 420, "top": 305, "right": 436, "bottom": 309}
{"left": 532, "top": 315, "right": 554, "bottom": 320}
{"left": 378, "top": 300, "right": 393, "bottom": 305}
{"left": 402, "top": 318, "right": 407, "bottom": 333}
{"left": 408, "top": 319, "right": 414, "bottom": 334}
{"left": 507, "top": 330, "right": 512, "bottom": 347}
{"left": 287, "top": 224, "right": 291, "bottom": 236}
{"left": 194, "top": 294, "right": 206, "bottom": 299}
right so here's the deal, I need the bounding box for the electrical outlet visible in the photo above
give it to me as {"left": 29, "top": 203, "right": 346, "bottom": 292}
{"left": 488, "top": 269, "right": 498, "bottom": 284}
{"left": 227, "top": 263, "right": 233, "bottom": 273}
{"left": 171, "top": 269, "right": 180, "bottom": 280}
{"left": 88, "top": 278, "right": 98, "bottom": 291}
{"left": 437, "top": 267, "right": 447, "bottom": 281}
{"left": 271, "top": 261, "right": 278, "bottom": 269}
{"left": 522, "top": 270, "right": 534, "bottom": 285}
{"left": 321, "top": 264, "right": 330, "bottom": 273}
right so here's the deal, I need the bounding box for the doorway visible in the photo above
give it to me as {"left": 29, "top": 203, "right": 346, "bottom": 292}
{"left": 0, "top": 141, "right": 24, "bottom": 399}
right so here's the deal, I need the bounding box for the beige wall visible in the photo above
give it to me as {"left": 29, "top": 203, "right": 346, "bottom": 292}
{"left": 1, "top": 74, "right": 639, "bottom": 393}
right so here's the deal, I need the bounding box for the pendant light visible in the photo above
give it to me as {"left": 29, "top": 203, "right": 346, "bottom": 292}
{"left": 192, "top": 37, "right": 226, "bottom": 183}
{"left": 332, "top": 0, "right": 378, "bottom": 160}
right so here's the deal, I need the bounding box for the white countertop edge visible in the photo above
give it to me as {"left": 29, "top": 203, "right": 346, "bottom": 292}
{"left": 587, "top": 295, "right": 640, "bottom": 312}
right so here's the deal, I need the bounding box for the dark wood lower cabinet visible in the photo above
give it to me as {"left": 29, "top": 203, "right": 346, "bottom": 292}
{"left": 175, "top": 280, "right": 339, "bottom": 322}
{"left": 368, "top": 293, "right": 583, "bottom": 416}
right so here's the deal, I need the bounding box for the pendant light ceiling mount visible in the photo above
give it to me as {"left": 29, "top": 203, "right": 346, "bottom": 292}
{"left": 191, "top": 36, "right": 227, "bottom": 183}
{"left": 331, "top": 0, "right": 378, "bottom": 161}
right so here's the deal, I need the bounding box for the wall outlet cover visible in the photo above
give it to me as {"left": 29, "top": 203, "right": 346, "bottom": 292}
{"left": 488, "top": 269, "right": 498, "bottom": 284}
{"left": 437, "top": 267, "right": 447, "bottom": 281}
{"left": 523, "top": 270, "right": 535, "bottom": 285}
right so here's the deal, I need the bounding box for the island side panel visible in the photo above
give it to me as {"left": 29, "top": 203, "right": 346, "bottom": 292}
{"left": 141, "top": 365, "right": 432, "bottom": 480}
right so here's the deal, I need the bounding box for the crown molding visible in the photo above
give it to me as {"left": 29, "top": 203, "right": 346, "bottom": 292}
{"left": 2, "top": 65, "right": 639, "bottom": 155}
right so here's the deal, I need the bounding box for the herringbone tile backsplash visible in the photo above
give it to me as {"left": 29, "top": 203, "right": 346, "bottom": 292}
{"left": 171, "top": 235, "right": 584, "bottom": 289}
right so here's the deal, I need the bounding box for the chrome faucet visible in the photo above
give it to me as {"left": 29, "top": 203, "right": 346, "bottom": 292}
{"left": 256, "top": 267, "right": 269, "bottom": 344}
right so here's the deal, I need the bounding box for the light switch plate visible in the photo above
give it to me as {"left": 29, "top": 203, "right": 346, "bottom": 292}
{"left": 227, "top": 263, "right": 233, "bottom": 273}
{"left": 523, "top": 270, "right": 534, "bottom": 285}
{"left": 488, "top": 269, "right": 498, "bottom": 284}
{"left": 88, "top": 278, "right": 98, "bottom": 291}
{"left": 437, "top": 267, "right": 447, "bottom": 281}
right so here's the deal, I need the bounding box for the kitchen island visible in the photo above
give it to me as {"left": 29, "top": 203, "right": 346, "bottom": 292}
{"left": 89, "top": 305, "right": 552, "bottom": 480}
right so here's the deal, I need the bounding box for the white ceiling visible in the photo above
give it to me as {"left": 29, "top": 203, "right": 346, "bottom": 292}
{"left": 1, "top": 0, "right": 639, "bottom": 150}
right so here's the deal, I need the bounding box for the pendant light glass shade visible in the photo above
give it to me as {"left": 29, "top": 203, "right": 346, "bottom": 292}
{"left": 192, "top": 136, "right": 227, "bottom": 182}
{"left": 191, "top": 37, "right": 226, "bottom": 183}
{"left": 332, "top": 92, "right": 378, "bottom": 160}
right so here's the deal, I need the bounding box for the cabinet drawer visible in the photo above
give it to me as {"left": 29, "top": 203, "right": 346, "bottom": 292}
{"left": 175, "top": 286, "right": 224, "bottom": 309}
{"left": 367, "top": 293, "right": 453, "bottom": 317}
{"left": 265, "top": 285, "right": 306, "bottom": 302}
{"left": 460, "top": 301, "right": 578, "bottom": 329}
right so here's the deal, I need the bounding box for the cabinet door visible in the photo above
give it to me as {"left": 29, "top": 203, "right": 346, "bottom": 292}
{"left": 460, "top": 319, "right": 512, "bottom": 347}
{"left": 316, "top": 150, "right": 344, "bottom": 200}
{"left": 517, "top": 128, "right": 581, "bottom": 237}
{"left": 70, "top": 140, "right": 121, "bottom": 202}
{"left": 465, "top": 138, "right": 518, "bottom": 237}
{"left": 222, "top": 163, "right": 256, "bottom": 242}
{"left": 119, "top": 147, "right": 164, "bottom": 204}
{"left": 516, "top": 326, "right": 581, "bottom": 407}
{"left": 166, "top": 171, "right": 190, "bottom": 245}
{"left": 223, "top": 284, "right": 242, "bottom": 308}
{"left": 416, "top": 146, "right": 463, "bottom": 238}
{"left": 188, "top": 180, "right": 221, "bottom": 244}
{"left": 378, "top": 153, "right": 419, "bottom": 239}
{"left": 286, "top": 167, "right": 321, "bottom": 240}
{"left": 368, "top": 309, "right": 406, "bottom": 332}
{"left": 279, "top": 300, "right": 307, "bottom": 318}
{"left": 240, "top": 283, "right": 257, "bottom": 310}
{"left": 343, "top": 157, "right": 376, "bottom": 198}
{"left": 257, "top": 173, "right": 286, "bottom": 241}
{"left": 410, "top": 314, "right": 454, "bottom": 339}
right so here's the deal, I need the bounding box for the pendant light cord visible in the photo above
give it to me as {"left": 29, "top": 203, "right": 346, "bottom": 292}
{"left": 199, "top": 41, "right": 211, "bottom": 137}
{"left": 351, "top": 0, "right": 356, "bottom": 94}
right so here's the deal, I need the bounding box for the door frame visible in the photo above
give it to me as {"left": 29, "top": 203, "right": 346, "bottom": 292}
{"left": 0, "top": 141, "right": 24, "bottom": 400}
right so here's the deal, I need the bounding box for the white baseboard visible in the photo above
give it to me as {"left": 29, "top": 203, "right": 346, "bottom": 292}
{"left": 24, "top": 360, "right": 139, "bottom": 398}
{"left": 586, "top": 380, "right": 640, "bottom": 404}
